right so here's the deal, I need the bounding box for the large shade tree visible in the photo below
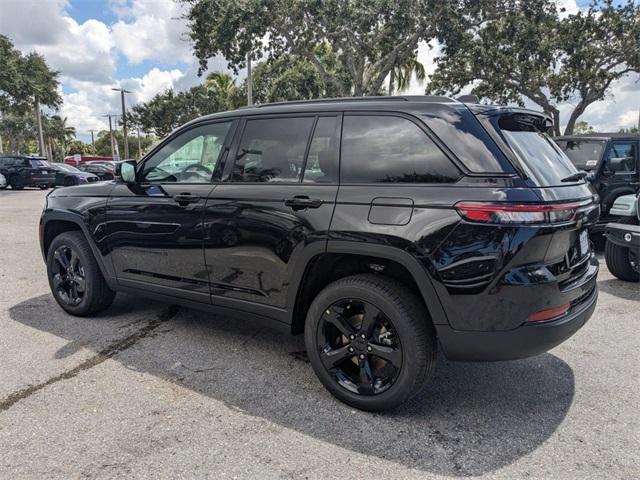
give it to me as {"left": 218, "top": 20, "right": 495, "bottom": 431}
{"left": 180, "top": 0, "right": 484, "bottom": 96}
{"left": 0, "top": 35, "right": 61, "bottom": 154}
{"left": 426, "top": 0, "right": 640, "bottom": 135}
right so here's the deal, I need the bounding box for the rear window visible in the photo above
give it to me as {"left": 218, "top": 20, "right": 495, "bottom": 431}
{"left": 28, "top": 159, "right": 49, "bottom": 168}
{"left": 555, "top": 140, "right": 605, "bottom": 170}
{"left": 495, "top": 114, "right": 579, "bottom": 186}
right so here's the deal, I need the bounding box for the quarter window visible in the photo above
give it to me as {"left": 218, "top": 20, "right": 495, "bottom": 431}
{"left": 232, "top": 117, "right": 315, "bottom": 182}
{"left": 141, "top": 122, "right": 231, "bottom": 183}
{"left": 340, "top": 115, "right": 460, "bottom": 184}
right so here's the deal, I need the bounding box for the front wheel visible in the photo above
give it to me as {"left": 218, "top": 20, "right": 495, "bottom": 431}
{"left": 46, "top": 231, "right": 116, "bottom": 315}
{"left": 304, "top": 274, "right": 436, "bottom": 411}
{"left": 605, "top": 239, "right": 639, "bottom": 282}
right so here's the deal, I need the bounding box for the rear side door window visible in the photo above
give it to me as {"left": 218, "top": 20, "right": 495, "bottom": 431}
{"left": 340, "top": 115, "right": 461, "bottom": 183}
{"left": 232, "top": 116, "right": 315, "bottom": 182}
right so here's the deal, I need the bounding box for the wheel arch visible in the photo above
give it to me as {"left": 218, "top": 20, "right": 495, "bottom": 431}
{"left": 288, "top": 241, "right": 448, "bottom": 335}
{"left": 41, "top": 212, "right": 117, "bottom": 290}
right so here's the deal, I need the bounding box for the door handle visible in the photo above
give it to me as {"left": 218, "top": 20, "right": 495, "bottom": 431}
{"left": 284, "top": 196, "right": 323, "bottom": 211}
{"left": 174, "top": 193, "right": 201, "bottom": 206}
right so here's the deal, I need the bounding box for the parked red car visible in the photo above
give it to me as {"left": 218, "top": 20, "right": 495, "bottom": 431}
{"left": 63, "top": 155, "right": 113, "bottom": 167}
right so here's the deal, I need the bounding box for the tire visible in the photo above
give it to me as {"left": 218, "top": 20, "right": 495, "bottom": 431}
{"left": 39, "top": 185, "right": 48, "bottom": 190}
{"left": 9, "top": 175, "right": 24, "bottom": 190}
{"left": 304, "top": 274, "right": 436, "bottom": 411}
{"left": 63, "top": 176, "right": 76, "bottom": 187}
{"left": 46, "top": 231, "right": 116, "bottom": 315}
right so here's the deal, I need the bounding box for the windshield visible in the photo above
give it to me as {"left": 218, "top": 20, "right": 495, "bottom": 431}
{"left": 56, "top": 163, "right": 80, "bottom": 172}
{"left": 554, "top": 140, "right": 605, "bottom": 170}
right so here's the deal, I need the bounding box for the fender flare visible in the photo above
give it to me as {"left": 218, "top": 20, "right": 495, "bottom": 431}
{"left": 41, "top": 210, "right": 117, "bottom": 290}
{"left": 602, "top": 186, "right": 637, "bottom": 213}
{"left": 285, "top": 240, "right": 449, "bottom": 326}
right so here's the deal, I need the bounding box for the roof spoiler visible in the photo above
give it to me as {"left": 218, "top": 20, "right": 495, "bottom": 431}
{"left": 456, "top": 95, "right": 480, "bottom": 104}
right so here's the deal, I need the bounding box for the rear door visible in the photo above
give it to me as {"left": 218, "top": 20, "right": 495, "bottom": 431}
{"left": 105, "top": 120, "right": 235, "bottom": 302}
{"left": 203, "top": 114, "right": 341, "bottom": 313}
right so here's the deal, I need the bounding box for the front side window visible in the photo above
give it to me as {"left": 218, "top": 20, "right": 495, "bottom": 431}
{"left": 232, "top": 117, "right": 315, "bottom": 182}
{"left": 340, "top": 115, "right": 460, "bottom": 183}
{"left": 141, "top": 122, "right": 231, "bottom": 183}
{"left": 606, "top": 142, "right": 636, "bottom": 172}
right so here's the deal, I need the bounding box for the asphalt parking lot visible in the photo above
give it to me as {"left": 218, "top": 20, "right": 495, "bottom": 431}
{"left": 0, "top": 188, "right": 638, "bottom": 479}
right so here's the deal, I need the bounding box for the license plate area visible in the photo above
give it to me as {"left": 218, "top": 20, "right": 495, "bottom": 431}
{"left": 578, "top": 230, "right": 589, "bottom": 257}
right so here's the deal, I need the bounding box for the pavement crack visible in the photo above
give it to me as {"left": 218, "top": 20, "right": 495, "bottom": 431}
{"left": 0, "top": 305, "right": 181, "bottom": 413}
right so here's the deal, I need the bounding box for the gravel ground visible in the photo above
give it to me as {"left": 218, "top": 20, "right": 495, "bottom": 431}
{"left": 0, "top": 188, "right": 638, "bottom": 479}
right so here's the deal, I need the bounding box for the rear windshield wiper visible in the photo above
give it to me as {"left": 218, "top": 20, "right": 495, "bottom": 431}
{"left": 561, "top": 171, "right": 588, "bottom": 182}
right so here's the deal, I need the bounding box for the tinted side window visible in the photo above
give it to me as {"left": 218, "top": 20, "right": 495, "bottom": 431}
{"left": 233, "top": 117, "right": 314, "bottom": 183}
{"left": 340, "top": 115, "right": 460, "bottom": 183}
{"left": 302, "top": 116, "right": 340, "bottom": 183}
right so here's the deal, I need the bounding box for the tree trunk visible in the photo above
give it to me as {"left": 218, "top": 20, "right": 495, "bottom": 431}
{"left": 563, "top": 102, "right": 588, "bottom": 136}
{"left": 551, "top": 109, "right": 561, "bottom": 137}
{"left": 35, "top": 99, "right": 46, "bottom": 156}
{"left": 388, "top": 70, "right": 394, "bottom": 95}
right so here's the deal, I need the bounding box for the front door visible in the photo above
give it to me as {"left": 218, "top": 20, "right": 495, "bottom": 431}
{"left": 105, "top": 120, "right": 235, "bottom": 302}
{"left": 203, "top": 114, "right": 341, "bottom": 312}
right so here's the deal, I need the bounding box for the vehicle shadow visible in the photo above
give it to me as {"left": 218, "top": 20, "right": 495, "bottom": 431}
{"left": 9, "top": 294, "right": 575, "bottom": 477}
{"left": 598, "top": 278, "right": 640, "bottom": 301}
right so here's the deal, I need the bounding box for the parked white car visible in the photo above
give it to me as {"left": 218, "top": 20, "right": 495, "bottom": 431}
{"left": 0, "top": 172, "right": 7, "bottom": 189}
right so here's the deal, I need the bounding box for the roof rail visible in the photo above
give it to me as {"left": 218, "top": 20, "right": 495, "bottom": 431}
{"left": 240, "top": 95, "right": 455, "bottom": 109}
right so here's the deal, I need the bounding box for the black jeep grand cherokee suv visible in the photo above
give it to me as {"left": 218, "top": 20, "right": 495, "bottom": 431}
{"left": 40, "top": 96, "right": 599, "bottom": 411}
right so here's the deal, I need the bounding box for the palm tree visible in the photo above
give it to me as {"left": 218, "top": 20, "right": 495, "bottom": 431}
{"left": 44, "top": 115, "right": 75, "bottom": 160}
{"left": 205, "top": 72, "right": 237, "bottom": 109}
{"left": 388, "top": 54, "right": 426, "bottom": 95}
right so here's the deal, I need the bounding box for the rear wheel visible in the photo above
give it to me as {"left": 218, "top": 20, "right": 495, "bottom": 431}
{"left": 46, "top": 231, "right": 116, "bottom": 315}
{"left": 304, "top": 274, "right": 436, "bottom": 411}
{"left": 9, "top": 175, "right": 24, "bottom": 190}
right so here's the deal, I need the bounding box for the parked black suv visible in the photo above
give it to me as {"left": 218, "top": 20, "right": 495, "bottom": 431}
{"left": 40, "top": 97, "right": 600, "bottom": 410}
{"left": 0, "top": 155, "right": 55, "bottom": 189}
{"left": 555, "top": 133, "right": 639, "bottom": 231}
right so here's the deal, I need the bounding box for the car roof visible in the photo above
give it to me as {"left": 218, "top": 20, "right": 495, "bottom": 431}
{"left": 556, "top": 132, "right": 640, "bottom": 141}
{"left": 181, "top": 95, "right": 548, "bottom": 131}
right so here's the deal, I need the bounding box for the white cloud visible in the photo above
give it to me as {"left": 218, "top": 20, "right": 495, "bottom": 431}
{"left": 111, "top": 0, "right": 192, "bottom": 65}
{"left": 0, "top": 0, "right": 116, "bottom": 85}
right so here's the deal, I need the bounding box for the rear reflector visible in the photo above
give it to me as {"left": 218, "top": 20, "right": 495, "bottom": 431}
{"left": 527, "top": 303, "right": 570, "bottom": 323}
{"left": 456, "top": 202, "right": 577, "bottom": 224}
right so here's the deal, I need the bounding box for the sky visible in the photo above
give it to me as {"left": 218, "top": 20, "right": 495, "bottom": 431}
{"left": 0, "top": 0, "right": 638, "bottom": 143}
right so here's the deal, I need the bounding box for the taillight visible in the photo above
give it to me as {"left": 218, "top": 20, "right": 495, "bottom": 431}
{"left": 455, "top": 202, "right": 577, "bottom": 224}
{"left": 527, "top": 303, "right": 570, "bottom": 323}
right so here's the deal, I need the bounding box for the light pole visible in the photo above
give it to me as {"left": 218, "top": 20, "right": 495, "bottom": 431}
{"left": 246, "top": 53, "right": 253, "bottom": 106}
{"left": 89, "top": 130, "right": 95, "bottom": 146}
{"left": 102, "top": 114, "right": 118, "bottom": 160}
{"left": 112, "top": 88, "right": 132, "bottom": 159}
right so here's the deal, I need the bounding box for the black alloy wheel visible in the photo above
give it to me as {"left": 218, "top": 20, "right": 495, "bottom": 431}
{"left": 46, "top": 231, "right": 115, "bottom": 315}
{"left": 305, "top": 274, "right": 436, "bottom": 411}
{"left": 51, "top": 245, "right": 87, "bottom": 306}
{"left": 317, "top": 299, "right": 402, "bottom": 395}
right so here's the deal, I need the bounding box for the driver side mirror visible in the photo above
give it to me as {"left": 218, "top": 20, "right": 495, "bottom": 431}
{"left": 607, "top": 156, "right": 633, "bottom": 173}
{"left": 118, "top": 160, "right": 137, "bottom": 184}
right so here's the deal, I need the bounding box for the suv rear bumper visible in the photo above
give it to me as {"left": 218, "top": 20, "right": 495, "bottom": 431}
{"left": 435, "top": 281, "right": 598, "bottom": 362}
